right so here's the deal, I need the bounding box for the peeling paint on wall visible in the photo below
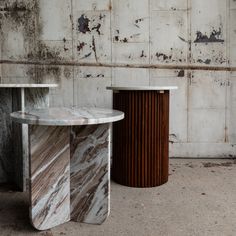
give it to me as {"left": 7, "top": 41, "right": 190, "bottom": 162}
{"left": 78, "top": 14, "right": 90, "bottom": 34}
{"left": 194, "top": 28, "right": 224, "bottom": 43}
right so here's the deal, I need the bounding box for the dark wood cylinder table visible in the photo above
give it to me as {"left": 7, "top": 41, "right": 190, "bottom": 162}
{"left": 107, "top": 86, "right": 177, "bottom": 188}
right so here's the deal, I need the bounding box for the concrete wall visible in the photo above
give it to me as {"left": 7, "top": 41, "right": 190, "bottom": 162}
{"left": 0, "top": 0, "right": 236, "bottom": 158}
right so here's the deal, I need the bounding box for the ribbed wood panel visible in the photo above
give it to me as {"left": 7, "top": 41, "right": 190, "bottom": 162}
{"left": 112, "top": 90, "right": 169, "bottom": 187}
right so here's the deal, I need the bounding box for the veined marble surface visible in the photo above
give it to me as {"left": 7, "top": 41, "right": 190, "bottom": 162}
{"left": 19, "top": 88, "right": 50, "bottom": 190}
{"left": 70, "top": 124, "right": 111, "bottom": 224}
{"left": 107, "top": 86, "right": 178, "bottom": 91}
{"left": 29, "top": 125, "right": 70, "bottom": 230}
{"left": 11, "top": 108, "right": 124, "bottom": 126}
{"left": 11, "top": 107, "right": 123, "bottom": 229}
{"left": 0, "top": 84, "right": 58, "bottom": 88}
{"left": 0, "top": 87, "right": 52, "bottom": 190}
{"left": 0, "top": 89, "right": 14, "bottom": 183}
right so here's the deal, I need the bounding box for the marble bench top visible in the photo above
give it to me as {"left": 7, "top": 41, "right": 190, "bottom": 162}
{"left": 11, "top": 107, "right": 124, "bottom": 126}
{"left": 107, "top": 86, "right": 178, "bottom": 91}
{"left": 0, "top": 84, "right": 58, "bottom": 88}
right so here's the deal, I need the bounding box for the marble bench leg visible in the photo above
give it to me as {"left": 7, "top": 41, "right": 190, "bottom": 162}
{"left": 0, "top": 89, "right": 14, "bottom": 183}
{"left": 0, "top": 88, "right": 50, "bottom": 190}
{"left": 14, "top": 88, "right": 50, "bottom": 191}
{"left": 70, "top": 124, "right": 111, "bottom": 224}
{"left": 28, "top": 125, "right": 70, "bottom": 230}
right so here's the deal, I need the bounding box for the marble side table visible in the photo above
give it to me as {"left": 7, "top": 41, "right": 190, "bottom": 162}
{"left": 11, "top": 107, "right": 124, "bottom": 230}
{"left": 0, "top": 84, "right": 57, "bottom": 190}
{"left": 107, "top": 86, "right": 177, "bottom": 188}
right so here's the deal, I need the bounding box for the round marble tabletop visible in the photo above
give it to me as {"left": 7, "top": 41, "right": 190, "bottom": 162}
{"left": 107, "top": 86, "right": 178, "bottom": 91}
{"left": 11, "top": 107, "right": 124, "bottom": 126}
{"left": 0, "top": 84, "right": 58, "bottom": 88}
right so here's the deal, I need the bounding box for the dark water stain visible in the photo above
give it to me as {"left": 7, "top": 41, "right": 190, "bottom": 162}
{"left": 63, "top": 67, "right": 72, "bottom": 79}
{"left": 77, "top": 42, "right": 86, "bottom": 52}
{"left": 81, "top": 52, "right": 92, "bottom": 59}
{"left": 63, "top": 38, "right": 69, "bottom": 51}
{"left": 0, "top": 0, "right": 39, "bottom": 53}
{"left": 197, "top": 59, "right": 211, "bottom": 64}
{"left": 0, "top": 1, "right": 32, "bottom": 25}
{"left": 69, "top": 13, "right": 74, "bottom": 30}
{"left": 92, "top": 36, "right": 98, "bottom": 61}
{"left": 178, "top": 70, "right": 185, "bottom": 77}
{"left": 91, "top": 23, "right": 101, "bottom": 35}
{"left": 140, "top": 50, "right": 147, "bottom": 58}
{"left": 114, "top": 36, "right": 119, "bottom": 41}
{"left": 85, "top": 73, "right": 104, "bottom": 78}
{"left": 78, "top": 14, "right": 90, "bottom": 34}
{"left": 178, "top": 36, "right": 188, "bottom": 43}
{"left": 215, "top": 54, "right": 227, "bottom": 64}
{"left": 122, "top": 37, "right": 128, "bottom": 43}
{"left": 156, "top": 53, "right": 171, "bottom": 61}
{"left": 135, "top": 18, "right": 144, "bottom": 24}
{"left": 99, "top": 13, "right": 105, "bottom": 20}
{"left": 194, "top": 28, "right": 224, "bottom": 43}
{"left": 77, "top": 14, "right": 105, "bottom": 35}
{"left": 34, "top": 66, "right": 62, "bottom": 83}
{"left": 113, "top": 28, "right": 127, "bottom": 43}
{"left": 28, "top": 41, "right": 62, "bottom": 61}
{"left": 134, "top": 18, "right": 144, "bottom": 28}
{"left": 0, "top": 0, "right": 70, "bottom": 81}
{"left": 114, "top": 36, "right": 128, "bottom": 43}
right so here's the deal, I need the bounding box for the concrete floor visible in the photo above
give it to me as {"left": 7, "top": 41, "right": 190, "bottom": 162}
{"left": 0, "top": 159, "right": 236, "bottom": 236}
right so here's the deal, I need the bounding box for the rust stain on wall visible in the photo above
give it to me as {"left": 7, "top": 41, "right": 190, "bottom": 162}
{"left": 108, "top": 3, "right": 112, "bottom": 11}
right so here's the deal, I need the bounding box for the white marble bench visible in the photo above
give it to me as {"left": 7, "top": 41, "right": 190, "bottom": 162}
{"left": 0, "top": 84, "right": 57, "bottom": 190}
{"left": 11, "top": 107, "right": 124, "bottom": 230}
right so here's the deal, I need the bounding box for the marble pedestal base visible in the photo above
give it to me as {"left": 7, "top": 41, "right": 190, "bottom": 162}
{"left": 29, "top": 124, "right": 110, "bottom": 230}
{"left": 0, "top": 88, "right": 49, "bottom": 190}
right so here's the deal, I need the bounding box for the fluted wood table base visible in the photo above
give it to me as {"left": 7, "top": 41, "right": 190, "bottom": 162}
{"left": 29, "top": 124, "right": 110, "bottom": 230}
{"left": 112, "top": 90, "right": 170, "bottom": 188}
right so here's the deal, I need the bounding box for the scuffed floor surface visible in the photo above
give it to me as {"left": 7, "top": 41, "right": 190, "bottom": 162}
{"left": 0, "top": 159, "right": 236, "bottom": 236}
